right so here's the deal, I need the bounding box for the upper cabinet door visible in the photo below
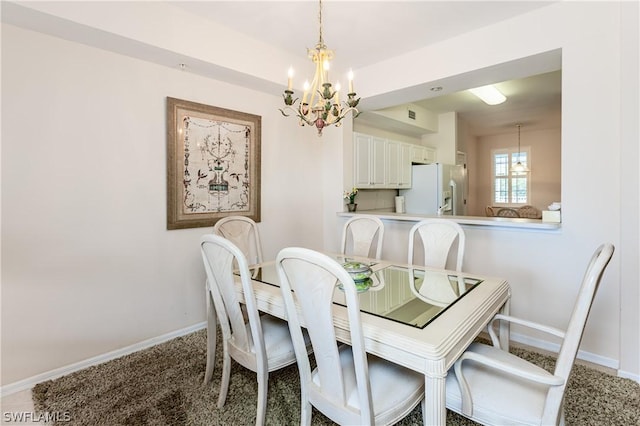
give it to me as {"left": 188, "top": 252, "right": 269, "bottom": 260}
{"left": 400, "top": 143, "right": 412, "bottom": 187}
{"left": 354, "top": 133, "right": 373, "bottom": 187}
{"left": 354, "top": 133, "right": 386, "bottom": 188}
{"left": 424, "top": 147, "right": 437, "bottom": 163}
{"left": 411, "top": 145, "right": 436, "bottom": 164}
{"left": 387, "top": 140, "right": 401, "bottom": 187}
{"left": 387, "top": 140, "right": 412, "bottom": 188}
{"left": 371, "top": 137, "right": 386, "bottom": 187}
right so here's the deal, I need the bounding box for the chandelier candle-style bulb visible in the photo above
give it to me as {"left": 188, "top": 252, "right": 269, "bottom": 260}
{"left": 287, "top": 67, "right": 293, "bottom": 91}
{"left": 279, "top": 0, "right": 361, "bottom": 136}
{"left": 302, "top": 81, "right": 310, "bottom": 104}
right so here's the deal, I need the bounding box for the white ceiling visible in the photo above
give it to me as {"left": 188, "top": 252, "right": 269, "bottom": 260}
{"left": 171, "top": 1, "right": 561, "bottom": 136}
{"left": 170, "top": 1, "right": 556, "bottom": 70}
{"left": 414, "top": 70, "right": 562, "bottom": 136}
{"left": 4, "top": 1, "right": 562, "bottom": 137}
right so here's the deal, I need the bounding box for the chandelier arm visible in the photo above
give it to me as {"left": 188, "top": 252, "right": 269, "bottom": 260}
{"left": 306, "top": 57, "right": 323, "bottom": 108}
{"left": 291, "top": 105, "right": 317, "bottom": 127}
{"left": 279, "top": 106, "right": 298, "bottom": 118}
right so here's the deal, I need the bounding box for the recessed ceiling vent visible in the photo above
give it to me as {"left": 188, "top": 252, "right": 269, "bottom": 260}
{"left": 408, "top": 109, "right": 416, "bottom": 120}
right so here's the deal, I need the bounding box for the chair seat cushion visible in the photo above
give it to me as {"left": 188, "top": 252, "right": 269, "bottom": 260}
{"left": 254, "top": 315, "right": 310, "bottom": 371}
{"left": 312, "top": 345, "right": 424, "bottom": 422}
{"left": 446, "top": 342, "right": 559, "bottom": 425}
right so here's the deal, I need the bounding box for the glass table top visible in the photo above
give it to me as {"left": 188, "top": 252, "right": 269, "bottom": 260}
{"left": 243, "top": 257, "right": 483, "bottom": 329}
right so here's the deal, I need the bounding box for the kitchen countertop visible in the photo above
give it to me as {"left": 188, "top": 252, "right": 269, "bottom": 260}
{"left": 337, "top": 210, "right": 562, "bottom": 231}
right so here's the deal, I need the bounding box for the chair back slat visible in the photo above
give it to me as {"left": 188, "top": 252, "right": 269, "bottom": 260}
{"left": 214, "top": 216, "right": 264, "bottom": 266}
{"left": 408, "top": 219, "right": 465, "bottom": 271}
{"left": 341, "top": 215, "right": 385, "bottom": 260}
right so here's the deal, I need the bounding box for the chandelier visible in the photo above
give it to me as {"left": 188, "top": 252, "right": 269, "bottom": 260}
{"left": 279, "top": 0, "right": 360, "bottom": 136}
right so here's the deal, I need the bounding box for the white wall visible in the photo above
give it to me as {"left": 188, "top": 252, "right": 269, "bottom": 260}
{"left": 2, "top": 0, "right": 638, "bottom": 388}
{"left": 341, "top": 1, "right": 638, "bottom": 377}
{"left": 421, "top": 112, "right": 458, "bottom": 164}
{"left": 618, "top": 0, "right": 639, "bottom": 380}
{"left": 0, "top": 24, "right": 326, "bottom": 385}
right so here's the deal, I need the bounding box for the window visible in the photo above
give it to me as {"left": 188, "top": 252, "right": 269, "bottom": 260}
{"left": 492, "top": 148, "right": 530, "bottom": 205}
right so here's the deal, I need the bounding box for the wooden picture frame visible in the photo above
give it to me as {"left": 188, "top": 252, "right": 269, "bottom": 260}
{"left": 166, "top": 97, "right": 261, "bottom": 230}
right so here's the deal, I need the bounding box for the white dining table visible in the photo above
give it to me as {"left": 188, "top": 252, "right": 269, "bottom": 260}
{"left": 228, "top": 254, "right": 511, "bottom": 425}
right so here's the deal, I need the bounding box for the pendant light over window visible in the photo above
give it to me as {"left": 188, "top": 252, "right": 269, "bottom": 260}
{"left": 511, "top": 124, "right": 530, "bottom": 174}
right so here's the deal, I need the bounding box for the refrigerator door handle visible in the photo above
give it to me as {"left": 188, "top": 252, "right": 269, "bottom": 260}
{"left": 449, "top": 180, "right": 457, "bottom": 215}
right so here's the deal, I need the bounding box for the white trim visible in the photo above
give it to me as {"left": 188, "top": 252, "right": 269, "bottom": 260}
{"left": 0, "top": 322, "right": 206, "bottom": 397}
{"left": 617, "top": 370, "right": 640, "bottom": 383}
{"left": 510, "top": 331, "right": 620, "bottom": 370}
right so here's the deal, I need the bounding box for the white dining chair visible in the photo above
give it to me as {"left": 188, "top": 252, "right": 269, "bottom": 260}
{"left": 340, "top": 215, "right": 385, "bottom": 260}
{"left": 200, "top": 235, "right": 311, "bottom": 426}
{"left": 205, "top": 216, "right": 264, "bottom": 384}
{"left": 445, "top": 243, "right": 615, "bottom": 426}
{"left": 407, "top": 219, "right": 465, "bottom": 271}
{"left": 213, "top": 215, "right": 264, "bottom": 266}
{"left": 276, "top": 247, "right": 425, "bottom": 426}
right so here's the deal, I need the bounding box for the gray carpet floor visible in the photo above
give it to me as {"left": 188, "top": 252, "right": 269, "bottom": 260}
{"left": 33, "top": 329, "right": 639, "bottom": 425}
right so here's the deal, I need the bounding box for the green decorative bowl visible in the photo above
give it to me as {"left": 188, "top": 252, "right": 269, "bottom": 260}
{"left": 341, "top": 262, "right": 373, "bottom": 292}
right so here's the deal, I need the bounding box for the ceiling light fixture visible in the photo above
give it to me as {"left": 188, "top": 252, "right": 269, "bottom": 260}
{"left": 469, "top": 84, "right": 506, "bottom": 105}
{"left": 511, "top": 123, "right": 530, "bottom": 174}
{"left": 280, "top": 0, "right": 360, "bottom": 136}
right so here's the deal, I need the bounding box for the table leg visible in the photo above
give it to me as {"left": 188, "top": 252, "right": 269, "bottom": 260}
{"left": 499, "top": 297, "right": 511, "bottom": 351}
{"left": 424, "top": 373, "right": 447, "bottom": 426}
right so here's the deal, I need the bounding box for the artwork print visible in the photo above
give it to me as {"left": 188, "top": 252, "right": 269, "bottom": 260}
{"left": 184, "top": 116, "right": 250, "bottom": 212}
{"left": 167, "top": 97, "right": 261, "bottom": 230}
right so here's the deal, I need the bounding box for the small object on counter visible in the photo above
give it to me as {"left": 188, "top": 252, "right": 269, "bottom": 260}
{"left": 548, "top": 202, "right": 561, "bottom": 211}
{"left": 543, "top": 210, "right": 561, "bottom": 223}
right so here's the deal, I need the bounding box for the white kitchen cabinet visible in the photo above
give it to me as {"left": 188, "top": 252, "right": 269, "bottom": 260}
{"left": 387, "top": 140, "right": 412, "bottom": 188}
{"left": 400, "top": 143, "right": 413, "bottom": 187}
{"left": 354, "top": 133, "right": 386, "bottom": 188}
{"left": 386, "top": 140, "right": 401, "bottom": 187}
{"left": 411, "top": 145, "right": 436, "bottom": 164}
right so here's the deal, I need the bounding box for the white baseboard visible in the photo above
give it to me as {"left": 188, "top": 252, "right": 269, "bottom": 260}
{"left": 618, "top": 370, "right": 640, "bottom": 383}
{"left": 509, "top": 331, "right": 620, "bottom": 369}
{"left": 1, "top": 322, "right": 206, "bottom": 397}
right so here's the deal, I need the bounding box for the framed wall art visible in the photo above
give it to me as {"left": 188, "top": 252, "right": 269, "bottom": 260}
{"left": 166, "top": 97, "right": 261, "bottom": 230}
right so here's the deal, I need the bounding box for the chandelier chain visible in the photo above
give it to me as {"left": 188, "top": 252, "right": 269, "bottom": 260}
{"left": 317, "top": 0, "right": 324, "bottom": 47}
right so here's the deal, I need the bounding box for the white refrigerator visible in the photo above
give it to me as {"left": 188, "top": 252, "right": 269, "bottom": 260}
{"left": 399, "top": 163, "right": 466, "bottom": 215}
